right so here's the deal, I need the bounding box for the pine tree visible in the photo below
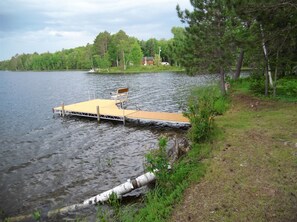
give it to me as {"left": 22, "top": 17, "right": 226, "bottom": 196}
{"left": 177, "top": 0, "right": 235, "bottom": 94}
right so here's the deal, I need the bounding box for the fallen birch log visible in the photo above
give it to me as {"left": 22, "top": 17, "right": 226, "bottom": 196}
{"left": 48, "top": 171, "right": 156, "bottom": 217}
{"left": 6, "top": 172, "right": 156, "bottom": 222}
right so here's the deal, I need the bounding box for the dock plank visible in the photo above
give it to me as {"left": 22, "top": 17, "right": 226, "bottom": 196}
{"left": 126, "top": 110, "right": 189, "bottom": 123}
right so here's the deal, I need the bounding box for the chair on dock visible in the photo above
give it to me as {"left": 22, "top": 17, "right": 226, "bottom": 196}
{"left": 110, "top": 88, "right": 129, "bottom": 108}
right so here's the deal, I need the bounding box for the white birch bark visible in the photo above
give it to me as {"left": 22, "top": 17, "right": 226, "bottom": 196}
{"left": 7, "top": 172, "right": 156, "bottom": 221}
{"left": 260, "top": 24, "right": 273, "bottom": 87}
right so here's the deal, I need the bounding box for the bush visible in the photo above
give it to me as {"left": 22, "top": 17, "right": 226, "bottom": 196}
{"left": 248, "top": 72, "right": 297, "bottom": 99}
{"left": 249, "top": 72, "right": 266, "bottom": 95}
{"left": 214, "top": 96, "right": 229, "bottom": 115}
{"left": 145, "top": 137, "right": 170, "bottom": 188}
{"left": 277, "top": 77, "right": 297, "bottom": 97}
{"left": 184, "top": 86, "right": 228, "bottom": 143}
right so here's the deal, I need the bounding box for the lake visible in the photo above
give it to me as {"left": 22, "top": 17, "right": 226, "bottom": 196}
{"left": 0, "top": 71, "right": 213, "bottom": 219}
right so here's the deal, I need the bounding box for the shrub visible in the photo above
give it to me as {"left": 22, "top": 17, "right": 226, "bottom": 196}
{"left": 145, "top": 137, "right": 170, "bottom": 188}
{"left": 249, "top": 72, "right": 266, "bottom": 95}
{"left": 277, "top": 77, "right": 297, "bottom": 97}
{"left": 184, "top": 86, "right": 228, "bottom": 143}
{"left": 214, "top": 96, "right": 229, "bottom": 115}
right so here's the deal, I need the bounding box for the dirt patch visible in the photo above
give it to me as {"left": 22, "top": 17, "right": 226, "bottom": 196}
{"left": 171, "top": 93, "right": 297, "bottom": 222}
{"left": 230, "top": 93, "right": 279, "bottom": 112}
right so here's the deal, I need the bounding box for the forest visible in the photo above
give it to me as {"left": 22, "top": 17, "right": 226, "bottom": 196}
{"left": 0, "top": 28, "right": 185, "bottom": 71}
{"left": 176, "top": 0, "right": 297, "bottom": 95}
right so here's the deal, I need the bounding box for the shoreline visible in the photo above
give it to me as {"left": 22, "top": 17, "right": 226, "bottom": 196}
{"left": 0, "top": 67, "right": 252, "bottom": 74}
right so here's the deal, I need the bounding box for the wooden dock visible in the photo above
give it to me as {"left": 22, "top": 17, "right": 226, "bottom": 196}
{"left": 53, "top": 99, "right": 190, "bottom": 125}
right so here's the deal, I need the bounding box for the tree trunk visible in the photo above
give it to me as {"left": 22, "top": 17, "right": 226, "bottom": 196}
{"left": 122, "top": 50, "right": 126, "bottom": 71}
{"left": 265, "top": 63, "right": 269, "bottom": 96}
{"left": 273, "top": 51, "right": 279, "bottom": 97}
{"left": 233, "top": 49, "right": 244, "bottom": 80}
{"left": 260, "top": 24, "right": 273, "bottom": 88}
{"left": 220, "top": 67, "right": 226, "bottom": 95}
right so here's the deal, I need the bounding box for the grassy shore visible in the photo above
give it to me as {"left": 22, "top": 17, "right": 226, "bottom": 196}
{"left": 171, "top": 81, "right": 297, "bottom": 221}
{"left": 93, "top": 65, "right": 185, "bottom": 74}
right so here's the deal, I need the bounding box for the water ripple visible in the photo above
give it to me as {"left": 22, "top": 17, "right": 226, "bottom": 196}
{"left": 0, "top": 71, "right": 214, "bottom": 217}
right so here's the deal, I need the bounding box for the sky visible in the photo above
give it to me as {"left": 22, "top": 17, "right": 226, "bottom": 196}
{"left": 0, "top": 0, "right": 191, "bottom": 61}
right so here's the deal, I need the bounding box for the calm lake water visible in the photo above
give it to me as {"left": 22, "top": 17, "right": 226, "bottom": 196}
{"left": 0, "top": 71, "right": 213, "bottom": 219}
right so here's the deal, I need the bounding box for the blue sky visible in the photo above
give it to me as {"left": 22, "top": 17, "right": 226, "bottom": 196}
{"left": 0, "top": 0, "right": 191, "bottom": 61}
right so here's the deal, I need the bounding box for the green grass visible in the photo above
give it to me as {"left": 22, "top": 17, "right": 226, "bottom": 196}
{"left": 230, "top": 78, "right": 251, "bottom": 94}
{"left": 94, "top": 65, "right": 185, "bottom": 74}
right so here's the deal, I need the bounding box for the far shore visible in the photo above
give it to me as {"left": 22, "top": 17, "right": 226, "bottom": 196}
{"left": 0, "top": 66, "right": 252, "bottom": 74}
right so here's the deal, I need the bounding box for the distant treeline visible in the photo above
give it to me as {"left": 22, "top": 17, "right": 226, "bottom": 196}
{"left": 0, "top": 28, "right": 186, "bottom": 71}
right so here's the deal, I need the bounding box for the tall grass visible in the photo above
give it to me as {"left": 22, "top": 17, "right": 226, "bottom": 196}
{"left": 185, "top": 86, "right": 229, "bottom": 143}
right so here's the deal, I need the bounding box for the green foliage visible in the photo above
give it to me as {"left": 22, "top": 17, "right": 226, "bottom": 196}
{"left": 229, "top": 77, "right": 250, "bottom": 93}
{"left": 97, "top": 52, "right": 111, "bottom": 69}
{"left": 185, "top": 86, "right": 228, "bottom": 143}
{"left": 108, "top": 192, "right": 121, "bottom": 217}
{"left": 277, "top": 77, "right": 297, "bottom": 97}
{"left": 96, "top": 192, "right": 121, "bottom": 222}
{"left": 233, "top": 76, "right": 297, "bottom": 102}
{"left": 144, "top": 38, "right": 159, "bottom": 57}
{"left": 248, "top": 73, "right": 297, "bottom": 99}
{"left": 214, "top": 96, "right": 230, "bottom": 115}
{"left": 158, "top": 39, "right": 172, "bottom": 64}
{"left": 145, "top": 137, "right": 170, "bottom": 187}
{"left": 154, "top": 54, "right": 161, "bottom": 66}
{"left": 95, "top": 65, "right": 184, "bottom": 74}
{"left": 177, "top": 0, "right": 236, "bottom": 94}
{"left": 32, "top": 210, "right": 41, "bottom": 221}
{"left": 170, "top": 27, "right": 186, "bottom": 66}
{"left": 128, "top": 42, "right": 143, "bottom": 66}
{"left": 227, "top": 0, "right": 297, "bottom": 92}
{"left": 177, "top": 0, "right": 235, "bottom": 74}
{"left": 249, "top": 72, "right": 266, "bottom": 95}
{"left": 93, "top": 31, "right": 111, "bottom": 57}
{"left": 96, "top": 207, "right": 110, "bottom": 222}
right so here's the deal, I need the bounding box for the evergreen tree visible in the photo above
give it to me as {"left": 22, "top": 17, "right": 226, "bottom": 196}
{"left": 93, "top": 31, "right": 111, "bottom": 57}
{"left": 177, "top": 0, "right": 235, "bottom": 94}
{"left": 170, "top": 27, "right": 186, "bottom": 66}
{"left": 145, "top": 38, "right": 159, "bottom": 57}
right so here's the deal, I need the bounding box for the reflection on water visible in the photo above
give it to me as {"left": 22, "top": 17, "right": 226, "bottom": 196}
{"left": 0, "top": 71, "right": 214, "bottom": 218}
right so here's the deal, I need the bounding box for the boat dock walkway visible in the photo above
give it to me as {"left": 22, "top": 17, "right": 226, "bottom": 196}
{"left": 53, "top": 99, "right": 190, "bottom": 126}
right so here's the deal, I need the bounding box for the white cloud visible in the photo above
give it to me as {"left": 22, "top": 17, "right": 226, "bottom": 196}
{"left": 0, "top": 0, "right": 192, "bottom": 60}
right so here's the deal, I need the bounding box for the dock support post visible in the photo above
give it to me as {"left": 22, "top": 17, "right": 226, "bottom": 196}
{"left": 62, "top": 103, "right": 65, "bottom": 117}
{"left": 96, "top": 106, "right": 100, "bottom": 122}
{"left": 123, "top": 109, "right": 125, "bottom": 125}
